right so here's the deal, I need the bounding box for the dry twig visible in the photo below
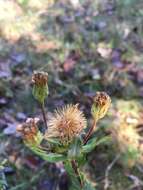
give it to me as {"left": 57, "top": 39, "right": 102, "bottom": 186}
{"left": 104, "top": 154, "right": 120, "bottom": 190}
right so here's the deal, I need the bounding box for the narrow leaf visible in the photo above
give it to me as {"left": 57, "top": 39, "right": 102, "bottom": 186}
{"left": 82, "top": 136, "right": 110, "bottom": 153}
{"left": 64, "top": 161, "right": 81, "bottom": 190}
{"left": 68, "top": 137, "right": 82, "bottom": 159}
{"left": 30, "top": 146, "right": 66, "bottom": 162}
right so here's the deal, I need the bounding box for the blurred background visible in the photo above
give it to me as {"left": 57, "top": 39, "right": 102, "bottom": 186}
{"left": 0, "top": 0, "right": 143, "bottom": 189}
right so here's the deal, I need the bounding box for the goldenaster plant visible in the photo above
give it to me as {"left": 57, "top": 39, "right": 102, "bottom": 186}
{"left": 17, "top": 71, "right": 111, "bottom": 190}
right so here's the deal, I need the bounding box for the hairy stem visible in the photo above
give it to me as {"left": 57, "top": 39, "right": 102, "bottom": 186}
{"left": 40, "top": 102, "right": 48, "bottom": 129}
{"left": 71, "top": 160, "right": 83, "bottom": 188}
{"left": 83, "top": 120, "right": 96, "bottom": 145}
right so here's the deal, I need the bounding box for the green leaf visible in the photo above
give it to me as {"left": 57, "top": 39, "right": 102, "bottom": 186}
{"left": 82, "top": 136, "right": 110, "bottom": 153}
{"left": 46, "top": 137, "right": 61, "bottom": 145}
{"left": 64, "top": 161, "right": 81, "bottom": 190}
{"left": 64, "top": 161, "right": 96, "bottom": 190}
{"left": 68, "top": 137, "right": 82, "bottom": 159}
{"left": 77, "top": 153, "right": 87, "bottom": 166}
{"left": 45, "top": 137, "right": 68, "bottom": 153}
{"left": 40, "top": 152, "right": 66, "bottom": 162}
{"left": 30, "top": 146, "right": 66, "bottom": 162}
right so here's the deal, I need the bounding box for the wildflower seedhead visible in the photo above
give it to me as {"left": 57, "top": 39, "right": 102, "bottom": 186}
{"left": 32, "top": 71, "right": 49, "bottom": 103}
{"left": 91, "top": 92, "right": 111, "bottom": 122}
{"left": 17, "top": 117, "right": 42, "bottom": 146}
{"left": 44, "top": 104, "right": 87, "bottom": 145}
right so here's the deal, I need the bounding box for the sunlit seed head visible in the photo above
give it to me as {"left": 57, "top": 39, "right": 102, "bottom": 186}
{"left": 44, "top": 104, "right": 87, "bottom": 145}
{"left": 93, "top": 92, "right": 110, "bottom": 107}
{"left": 91, "top": 92, "right": 111, "bottom": 121}
{"left": 32, "top": 71, "right": 48, "bottom": 87}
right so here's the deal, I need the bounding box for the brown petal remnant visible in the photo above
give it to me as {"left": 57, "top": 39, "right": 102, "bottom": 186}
{"left": 44, "top": 104, "right": 87, "bottom": 145}
{"left": 32, "top": 71, "right": 48, "bottom": 87}
{"left": 91, "top": 92, "right": 111, "bottom": 122}
{"left": 17, "top": 118, "right": 40, "bottom": 144}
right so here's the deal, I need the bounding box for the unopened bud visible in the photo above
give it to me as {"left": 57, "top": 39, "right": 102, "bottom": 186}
{"left": 91, "top": 92, "right": 111, "bottom": 121}
{"left": 32, "top": 71, "right": 49, "bottom": 104}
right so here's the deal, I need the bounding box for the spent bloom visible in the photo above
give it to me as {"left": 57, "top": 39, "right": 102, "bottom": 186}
{"left": 44, "top": 104, "right": 87, "bottom": 145}
{"left": 91, "top": 92, "right": 111, "bottom": 121}
{"left": 17, "top": 117, "right": 42, "bottom": 145}
{"left": 32, "top": 71, "right": 49, "bottom": 103}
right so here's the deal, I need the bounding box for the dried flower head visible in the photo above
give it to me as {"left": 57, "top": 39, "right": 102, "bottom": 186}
{"left": 17, "top": 118, "right": 42, "bottom": 145}
{"left": 44, "top": 104, "right": 87, "bottom": 145}
{"left": 32, "top": 71, "right": 48, "bottom": 86}
{"left": 91, "top": 92, "right": 111, "bottom": 121}
{"left": 32, "top": 71, "right": 49, "bottom": 103}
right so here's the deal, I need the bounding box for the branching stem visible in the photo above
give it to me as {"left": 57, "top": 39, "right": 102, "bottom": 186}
{"left": 71, "top": 160, "right": 83, "bottom": 188}
{"left": 83, "top": 120, "right": 96, "bottom": 145}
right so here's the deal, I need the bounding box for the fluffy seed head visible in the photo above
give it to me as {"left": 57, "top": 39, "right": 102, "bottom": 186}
{"left": 44, "top": 104, "right": 87, "bottom": 145}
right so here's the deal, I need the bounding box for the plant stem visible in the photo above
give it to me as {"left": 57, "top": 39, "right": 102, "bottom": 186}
{"left": 83, "top": 120, "right": 96, "bottom": 145}
{"left": 71, "top": 160, "right": 83, "bottom": 188}
{"left": 40, "top": 102, "right": 48, "bottom": 129}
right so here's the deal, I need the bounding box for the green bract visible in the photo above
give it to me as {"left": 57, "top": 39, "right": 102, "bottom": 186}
{"left": 32, "top": 84, "right": 49, "bottom": 104}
